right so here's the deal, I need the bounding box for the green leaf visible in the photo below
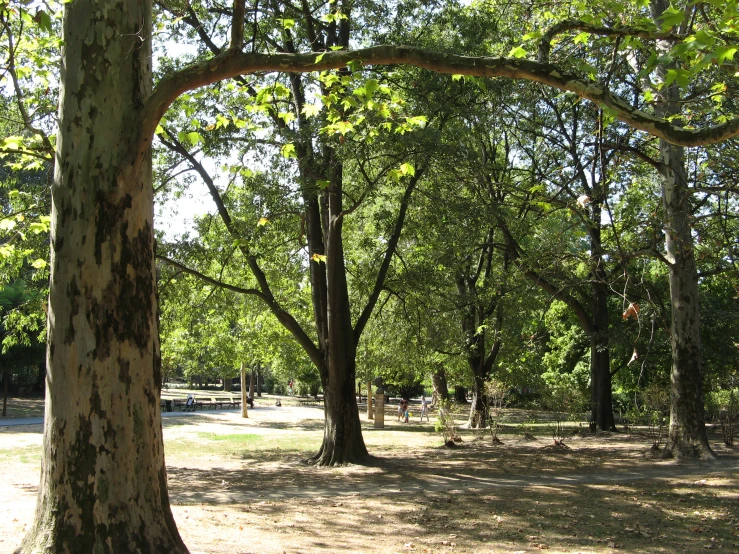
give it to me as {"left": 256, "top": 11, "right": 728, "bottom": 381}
{"left": 276, "top": 18, "right": 295, "bottom": 29}
{"left": 405, "top": 115, "right": 427, "bottom": 127}
{"left": 452, "top": 74, "right": 464, "bottom": 81}
{"left": 399, "top": 162, "right": 415, "bottom": 176}
{"left": 508, "top": 46, "right": 528, "bottom": 59}
{"left": 316, "top": 180, "right": 330, "bottom": 189}
{"left": 281, "top": 143, "right": 297, "bottom": 159}
{"left": 329, "top": 46, "right": 344, "bottom": 51}
{"left": 29, "top": 221, "right": 48, "bottom": 234}
{"left": 257, "top": 217, "right": 269, "bottom": 227}
{"left": 34, "top": 10, "right": 53, "bottom": 33}
{"left": 573, "top": 32, "right": 590, "bottom": 45}
{"left": 659, "top": 5, "right": 684, "bottom": 31}
{"left": 278, "top": 111, "right": 296, "bottom": 124}
{"left": 31, "top": 258, "right": 48, "bottom": 269}
{"left": 715, "top": 46, "right": 738, "bottom": 64}
{"left": 215, "top": 114, "right": 230, "bottom": 129}
{"left": 663, "top": 68, "right": 691, "bottom": 88}
{"left": 314, "top": 52, "right": 326, "bottom": 64}
{"left": 0, "top": 219, "right": 16, "bottom": 231}
{"left": 1, "top": 136, "right": 25, "bottom": 150}
{"left": 177, "top": 131, "right": 203, "bottom": 146}
{"left": 522, "top": 31, "right": 543, "bottom": 41}
{"left": 301, "top": 103, "right": 321, "bottom": 118}
{"left": 311, "top": 253, "right": 327, "bottom": 263}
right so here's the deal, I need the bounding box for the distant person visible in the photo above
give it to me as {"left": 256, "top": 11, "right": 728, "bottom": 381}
{"left": 288, "top": 379, "right": 293, "bottom": 393}
{"left": 419, "top": 395, "right": 429, "bottom": 422}
{"left": 246, "top": 396, "right": 254, "bottom": 409}
{"left": 397, "top": 400, "right": 404, "bottom": 421}
{"left": 401, "top": 398, "right": 410, "bottom": 423}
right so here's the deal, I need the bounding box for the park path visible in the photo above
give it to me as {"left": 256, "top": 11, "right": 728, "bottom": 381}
{"left": 4, "top": 404, "right": 737, "bottom": 505}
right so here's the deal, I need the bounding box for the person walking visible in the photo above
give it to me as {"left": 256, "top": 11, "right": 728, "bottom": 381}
{"left": 419, "top": 395, "right": 429, "bottom": 422}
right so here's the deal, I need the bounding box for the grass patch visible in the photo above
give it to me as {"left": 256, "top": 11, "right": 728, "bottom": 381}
{"left": 0, "top": 445, "right": 41, "bottom": 465}
{"left": 165, "top": 430, "right": 321, "bottom": 460}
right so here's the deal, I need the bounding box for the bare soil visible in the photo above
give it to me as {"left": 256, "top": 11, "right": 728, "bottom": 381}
{"left": 1, "top": 402, "right": 737, "bottom": 554}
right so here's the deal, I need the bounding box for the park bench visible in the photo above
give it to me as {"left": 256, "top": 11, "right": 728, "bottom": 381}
{"left": 212, "top": 396, "right": 242, "bottom": 409}
{"left": 298, "top": 395, "right": 323, "bottom": 406}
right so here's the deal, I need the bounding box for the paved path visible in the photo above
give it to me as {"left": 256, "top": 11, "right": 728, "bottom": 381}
{"left": 0, "top": 408, "right": 250, "bottom": 427}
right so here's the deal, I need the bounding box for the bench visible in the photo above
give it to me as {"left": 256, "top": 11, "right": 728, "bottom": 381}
{"left": 298, "top": 395, "right": 323, "bottom": 406}
{"left": 213, "top": 396, "right": 241, "bottom": 409}
{"left": 160, "top": 396, "right": 243, "bottom": 412}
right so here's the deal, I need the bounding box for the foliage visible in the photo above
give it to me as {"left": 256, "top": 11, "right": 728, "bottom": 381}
{"left": 544, "top": 385, "right": 581, "bottom": 447}
{"left": 434, "top": 400, "right": 459, "bottom": 446}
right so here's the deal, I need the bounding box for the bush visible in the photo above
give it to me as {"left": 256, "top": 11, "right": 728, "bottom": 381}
{"left": 434, "top": 400, "right": 459, "bottom": 446}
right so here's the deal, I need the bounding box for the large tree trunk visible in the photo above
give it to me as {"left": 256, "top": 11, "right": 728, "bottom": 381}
{"left": 590, "top": 272, "right": 615, "bottom": 431}
{"left": 659, "top": 139, "right": 714, "bottom": 458}
{"left": 18, "top": 1, "right": 188, "bottom": 551}
{"left": 468, "top": 370, "right": 487, "bottom": 428}
{"left": 311, "top": 171, "right": 368, "bottom": 466}
{"left": 651, "top": 0, "right": 714, "bottom": 460}
{"left": 588, "top": 190, "right": 616, "bottom": 432}
{"left": 590, "top": 333, "right": 615, "bottom": 431}
{"left": 431, "top": 365, "right": 450, "bottom": 404}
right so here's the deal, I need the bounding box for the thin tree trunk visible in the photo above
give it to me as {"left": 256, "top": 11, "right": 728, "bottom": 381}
{"left": 224, "top": 377, "right": 232, "bottom": 392}
{"left": 19, "top": 1, "right": 187, "bottom": 551}
{"left": 240, "top": 362, "right": 248, "bottom": 418}
{"left": 249, "top": 368, "right": 255, "bottom": 399}
{"left": 2, "top": 368, "right": 7, "bottom": 417}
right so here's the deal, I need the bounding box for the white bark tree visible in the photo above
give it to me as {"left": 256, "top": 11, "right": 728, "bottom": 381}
{"left": 18, "top": 0, "right": 187, "bottom": 551}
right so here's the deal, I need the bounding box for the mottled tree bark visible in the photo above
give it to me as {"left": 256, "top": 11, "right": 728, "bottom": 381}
{"left": 651, "top": 0, "right": 714, "bottom": 459}
{"left": 658, "top": 138, "right": 714, "bottom": 458}
{"left": 18, "top": 1, "right": 188, "bottom": 552}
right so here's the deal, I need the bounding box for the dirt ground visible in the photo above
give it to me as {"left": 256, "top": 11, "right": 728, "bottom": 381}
{"left": 1, "top": 402, "right": 738, "bottom": 554}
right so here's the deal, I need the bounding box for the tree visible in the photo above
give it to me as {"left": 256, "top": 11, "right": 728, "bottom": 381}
{"left": 17, "top": 0, "right": 187, "bottom": 550}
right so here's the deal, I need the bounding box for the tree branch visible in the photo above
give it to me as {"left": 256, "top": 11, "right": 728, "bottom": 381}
{"left": 231, "top": 0, "right": 246, "bottom": 50}
{"left": 353, "top": 165, "right": 426, "bottom": 342}
{"left": 157, "top": 255, "right": 268, "bottom": 299}
{"left": 538, "top": 19, "right": 686, "bottom": 63}
{"left": 130, "top": 45, "right": 739, "bottom": 177}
